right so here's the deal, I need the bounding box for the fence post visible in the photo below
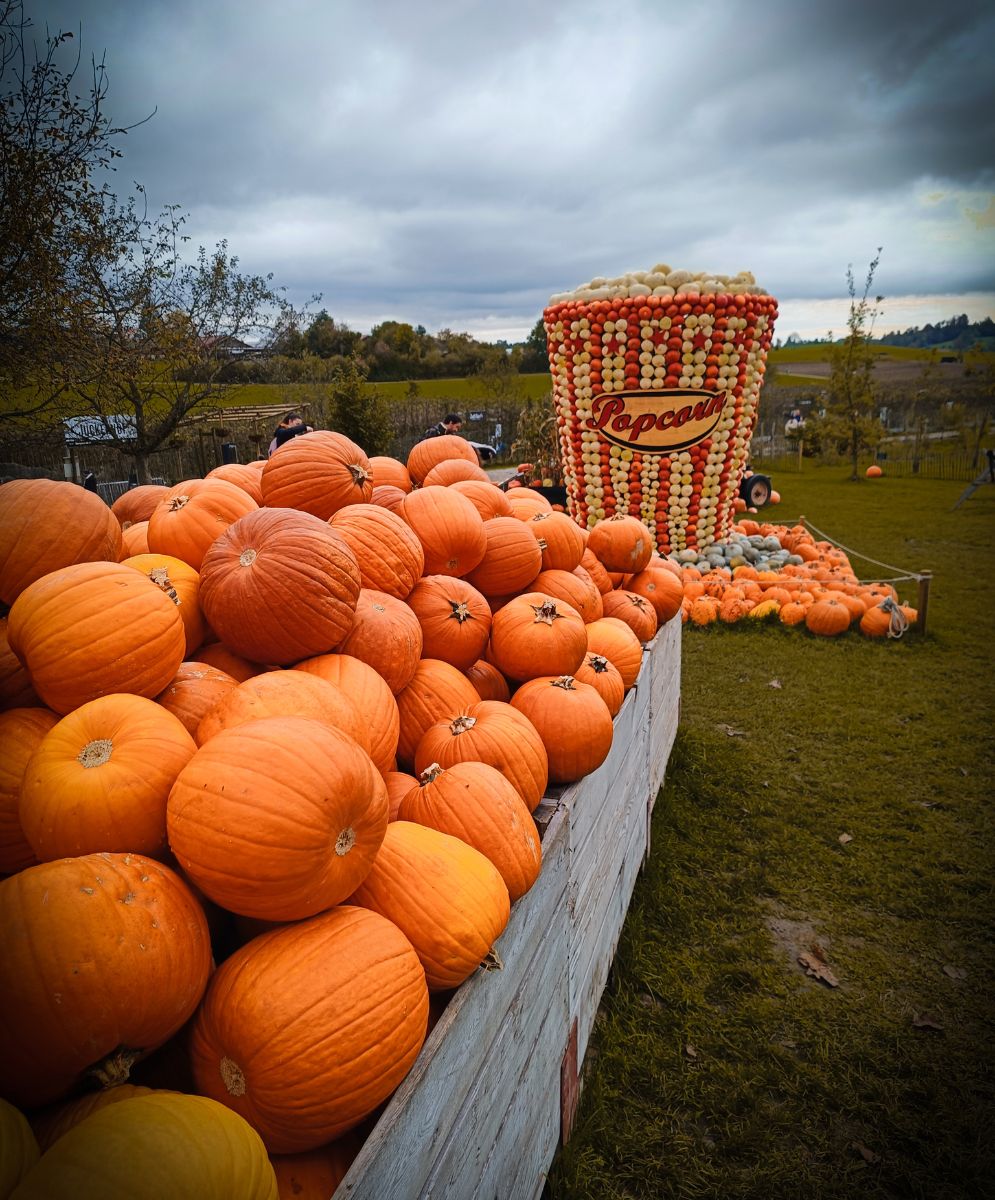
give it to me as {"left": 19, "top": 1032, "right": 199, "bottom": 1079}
{"left": 916, "top": 571, "right": 931, "bottom": 636}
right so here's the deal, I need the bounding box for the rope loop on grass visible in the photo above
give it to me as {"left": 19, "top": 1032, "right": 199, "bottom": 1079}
{"left": 879, "top": 596, "right": 910, "bottom": 639}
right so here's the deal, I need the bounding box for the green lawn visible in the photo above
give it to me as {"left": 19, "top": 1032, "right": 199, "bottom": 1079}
{"left": 548, "top": 469, "right": 995, "bottom": 1200}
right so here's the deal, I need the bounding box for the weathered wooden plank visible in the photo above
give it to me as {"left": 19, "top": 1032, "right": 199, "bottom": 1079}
{"left": 336, "top": 806, "right": 569, "bottom": 1200}
{"left": 421, "top": 888, "right": 569, "bottom": 1198}
{"left": 647, "top": 616, "right": 681, "bottom": 807}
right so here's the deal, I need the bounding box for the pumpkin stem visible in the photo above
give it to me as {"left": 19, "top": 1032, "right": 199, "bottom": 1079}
{"left": 147, "top": 566, "right": 180, "bottom": 605}
{"left": 419, "top": 763, "right": 444, "bottom": 785}
{"left": 78, "top": 738, "right": 113, "bottom": 768}
{"left": 348, "top": 463, "right": 371, "bottom": 488}
{"left": 220, "top": 1056, "right": 248, "bottom": 1097}
{"left": 481, "top": 948, "right": 504, "bottom": 972}
{"left": 167, "top": 495, "right": 190, "bottom": 511}
{"left": 530, "top": 599, "right": 564, "bottom": 626}
{"left": 449, "top": 714, "right": 477, "bottom": 735}
{"left": 551, "top": 676, "right": 577, "bottom": 691}
{"left": 447, "top": 600, "right": 473, "bottom": 624}
{"left": 586, "top": 654, "right": 610, "bottom": 674}
{"left": 239, "top": 548, "right": 258, "bottom": 568}
{"left": 335, "top": 827, "right": 356, "bottom": 856}
{"left": 87, "top": 1046, "right": 141, "bottom": 1090}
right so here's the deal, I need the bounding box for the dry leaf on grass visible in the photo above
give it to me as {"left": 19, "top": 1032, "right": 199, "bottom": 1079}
{"left": 684, "top": 1043, "right": 698, "bottom": 1060}
{"left": 912, "top": 1012, "right": 944, "bottom": 1032}
{"left": 850, "top": 1141, "right": 881, "bottom": 1164}
{"left": 769, "top": 679, "right": 782, "bottom": 689}
{"left": 716, "top": 723, "right": 747, "bottom": 738}
{"left": 839, "top": 832, "right": 854, "bottom": 845}
{"left": 798, "top": 943, "right": 839, "bottom": 988}
{"left": 942, "top": 965, "right": 967, "bottom": 981}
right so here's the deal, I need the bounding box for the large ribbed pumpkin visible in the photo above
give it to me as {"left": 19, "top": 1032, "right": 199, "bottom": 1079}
{"left": 0, "top": 1096, "right": 39, "bottom": 1195}
{"left": 449, "top": 479, "right": 513, "bottom": 520}
{"left": 805, "top": 597, "right": 852, "bottom": 637}
{"left": 0, "top": 853, "right": 211, "bottom": 1109}
{"left": 0, "top": 617, "right": 39, "bottom": 711}
{"left": 190, "top": 905, "right": 428, "bottom": 1153}
{"left": 587, "top": 514, "right": 653, "bottom": 574}
{"left": 20, "top": 694, "right": 197, "bottom": 861}
{"left": 413, "top": 700, "right": 548, "bottom": 812}
{"left": 167, "top": 716, "right": 388, "bottom": 921}
{"left": 465, "top": 659, "right": 511, "bottom": 702}
{"left": 626, "top": 566, "right": 684, "bottom": 625}
{"left": 337, "top": 589, "right": 423, "bottom": 694}
{"left": 580, "top": 547, "right": 614, "bottom": 595}
{"left": 489, "top": 592, "right": 587, "bottom": 683}
{"left": 510, "top": 675, "right": 614, "bottom": 784}
{"left": 205, "top": 462, "right": 265, "bottom": 504}
{"left": 198, "top": 508, "right": 361, "bottom": 665}
{"left": 260, "top": 431, "right": 373, "bottom": 519}
{"left": 421, "top": 458, "right": 490, "bottom": 487}
{"left": 0, "top": 479, "right": 123, "bottom": 606}
{"left": 368, "top": 455, "right": 412, "bottom": 493}
{"left": 329, "top": 504, "right": 425, "bottom": 599}
{"left": 371, "top": 484, "right": 407, "bottom": 513}
{"left": 531, "top": 567, "right": 603, "bottom": 624}
{"left": 121, "top": 553, "right": 205, "bottom": 656}
{"left": 195, "top": 670, "right": 369, "bottom": 754}
{"left": 406, "top": 576, "right": 491, "bottom": 670}
{"left": 601, "top": 590, "right": 659, "bottom": 643}
{"left": 574, "top": 652, "right": 624, "bottom": 717}
{"left": 120, "top": 520, "right": 150, "bottom": 556}
{"left": 6, "top": 561, "right": 186, "bottom": 715}
{"left": 110, "top": 484, "right": 170, "bottom": 528}
{"left": 406, "top": 434, "right": 478, "bottom": 485}
{"left": 11, "top": 1093, "right": 277, "bottom": 1200}
{"left": 0, "top": 708, "right": 57, "bottom": 874}
{"left": 527, "top": 511, "right": 585, "bottom": 572}
{"left": 585, "top": 616, "right": 644, "bottom": 690}
{"left": 400, "top": 486, "right": 487, "bottom": 577}
{"left": 463, "top": 517, "right": 543, "bottom": 597}
{"left": 147, "top": 478, "right": 258, "bottom": 571}
{"left": 400, "top": 761, "right": 541, "bottom": 902}
{"left": 350, "top": 822, "right": 510, "bottom": 990}
{"left": 155, "top": 662, "right": 239, "bottom": 738}
{"left": 293, "top": 654, "right": 399, "bottom": 777}
{"left": 505, "top": 488, "right": 552, "bottom": 519}
{"left": 193, "top": 643, "right": 273, "bottom": 681}
{"left": 394, "top": 659, "right": 480, "bottom": 769}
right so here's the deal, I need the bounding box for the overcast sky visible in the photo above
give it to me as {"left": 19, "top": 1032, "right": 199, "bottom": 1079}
{"left": 34, "top": 0, "right": 995, "bottom": 341}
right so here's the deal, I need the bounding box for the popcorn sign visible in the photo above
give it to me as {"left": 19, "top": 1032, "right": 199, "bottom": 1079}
{"left": 544, "top": 264, "right": 778, "bottom": 554}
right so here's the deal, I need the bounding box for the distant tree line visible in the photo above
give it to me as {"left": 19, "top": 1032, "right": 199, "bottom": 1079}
{"left": 870, "top": 314, "right": 994, "bottom": 351}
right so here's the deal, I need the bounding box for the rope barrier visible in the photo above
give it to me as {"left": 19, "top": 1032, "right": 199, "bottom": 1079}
{"left": 771, "top": 516, "right": 924, "bottom": 581}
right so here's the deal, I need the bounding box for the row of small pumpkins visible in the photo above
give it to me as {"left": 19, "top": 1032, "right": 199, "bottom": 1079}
{"left": 676, "top": 520, "right": 917, "bottom": 637}
{"left": 0, "top": 433, "right": 682, "bottom": 1197}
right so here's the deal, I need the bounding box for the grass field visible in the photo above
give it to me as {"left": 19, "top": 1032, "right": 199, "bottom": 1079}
{"left": 547, "top": 469, "right": 995, "bottom": 1200}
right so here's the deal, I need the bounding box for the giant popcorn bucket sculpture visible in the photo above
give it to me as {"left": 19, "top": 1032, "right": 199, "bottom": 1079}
{"left": 544, "top": 265, "right": 778, "bottom": 554}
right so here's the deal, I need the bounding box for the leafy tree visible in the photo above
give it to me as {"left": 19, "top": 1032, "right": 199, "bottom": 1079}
{"left": 511, "top": 394, "right": 561, "bottom": 482}
{"left": 518, "top": 318, "right": 549, "bottom": 373}
{"left": 326, "top": 357, "right": 394, "bottom": 456}
{"left": 807, "top": 251, "right": 886, "bottom": 481}
{"left": 306, "top": 310, "right": 361, "bottom": 359}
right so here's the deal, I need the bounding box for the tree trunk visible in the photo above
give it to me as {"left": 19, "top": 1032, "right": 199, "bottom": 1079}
{"left": 849, "top": 427, "right": 860, "bottom": 481}
{"left": 970, "top": 414, "right": 988, "bottom": 469}
{"left": 131, "top": 452, "right": 151, "bottom": 485}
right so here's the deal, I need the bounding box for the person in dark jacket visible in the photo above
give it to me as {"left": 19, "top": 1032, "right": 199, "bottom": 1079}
{"left": 422, "top": 413, "right": 463, "bottom": 439}
{"left": 82, "top": 471, "right": 98, "bottom": 493}
{"left": 267, "top": 413, "right": 313, "bottom": 457}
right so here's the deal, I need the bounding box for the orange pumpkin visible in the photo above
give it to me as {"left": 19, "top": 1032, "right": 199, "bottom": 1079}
{"left": 0, "top": 478, "right": 123, "bottom": 605}
{"left": 190, "top": 905, "right": 428, "bottom": 1152}
{"left": 205, "top": 463, "right": 265, "bottom": 504}
{"left": 510, "top": 675, "right": 613, "bottom": 784}
{"left": 6, "top": 561, "right": 186, "bottom": 715}
{"left": 168, "top": 716, "right": 388, "bottom": 922}
{"left": 30, "top": 1082, "right": 159, "bottom": 1152}
{"left": 584, "top": 616, "right": 644, "bottom": 689}
{"left": 384, "top": 770, "right": 419, "bottom": 821}
{"left": 0, "top": 707, "right": 57, "bottom": 874}
{"left": 193, "top": 643, "right": 273, "bottom": 681}
{"left": 260, "top": 430, "right": 373, "bottom": 519}
{"left": 198, "top": 508, "right": 361, "bottom": 666}
{"left": 626, "top": 566, "right": 683, "bottom": 625}
{"left": 395, "top": 659, "right": 480, "bottom": 769}
{"left": 329, "top": 504, "right": 425, "bottom": 599}
{"left": 400, "top": 486, "right": 487, "bottom": 578}
{"left": 0, "top": 853, "right": 211, "bottom": 1109}
{"left": 526, "top": 511, "right": 585, "bottom": 572}
{"left": 805, "top": 597, "right": 852, "bottom": 637}
{"left": 120, "top": 519, "right": 151, "bottom": 556}
{"left": 371, "top": 484, "right": 407, "bottom": 513}
{"left": 489, "top": 592, "right": 587, "bottom": 683}
{"left": 400, "top": 761, "right": 541, "bottom": 902}
{"left": 337, "top": 589, "right": 424, "bottom": 694}
{"left": 0, "top": 617, "right": 39, "bottom": 712}
{"left": 600, "top": 590, "right": 658, "bottom": 643}
{"left": 20, "top": 694, "right": 197, "bottom": 861}
{"left": 422, "top": 458, "right": 490, "bottom": 487}
{"left": 505, "top": 489, "right": 552, "bottom": 519}
{"left": 406, "top": 576, "right": 492, "bottom": 671}
{"left": 463, "top": 516, "right": 543, "bottom": 597}
{"left": 587, "top": 515, "right": 653, "bottom": 574}
{"left": 147, "top": 478, "right": 258, "bottom": 571}
{"left": 293, "top": 653, "right": 399, "bottom": 777}
{"left": 121, "top": 553, "right": 206, "bottom": 656}
{"left": 269, "top": 1135, "right": 362, "bottom": 1200}
{"left": 111, "top": 484, "right": 170, "bottom": 527}
{"left": 464, "top": 659, "right": 511, "bottom": 703}
{"left": 406, "top": 434, "right": 478, "bottom": 485}
{"left": 449, "top": 479, "right": 513, "bottom": 520}
{"left": 574, "top": 652, "right": 624, "bottom": 717}
{"left": 350, "top": 822, "right": 510, "bottom": 990}
{"left": 156, "top": 661, "right": 239, "bottom": 737}
{"left": 369, "top": 455, "right": 412, "bottom": 492}
{"left": 580, "top": 547, "right": 614, "bottom": 595}
{"left": 531, "top": 567, "right": 604, "bottom": 624}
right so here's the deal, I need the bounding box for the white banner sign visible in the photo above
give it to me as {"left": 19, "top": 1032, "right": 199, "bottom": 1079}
{"left": 63, "top": 414, "right": 137, "bottom": 445}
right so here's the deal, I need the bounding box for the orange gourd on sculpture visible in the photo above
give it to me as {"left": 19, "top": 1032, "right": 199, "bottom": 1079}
{"left": 20, "top": 694, "right": 197, "bottom": 861}
{"left": 573, "top": 652, "right": 624, "bottom": 717}
{"left": 449, "top": 479, "right": 513, "bottom": 520}
{"left": 0, "top": 479, "right": 124, "bottom": 606}
{"left": 406, "top": 434, "right": 478, "bottom": 485}
{"left": 626, "top": 566, "right": 684, "bottom": 625}
{"left": 336, "top": 589, "right": 424, "bottom": 694}
{"left": 349, "top": 821, "right": 510, "bottom": 990}
{"left": 600, "top": 590, "right": 659, "bottom": 643}
{"left": 421, "top": 458, "right": 490, "bottom": 487}
{"left": 260, "top": 431, "right": 373, "bottom": 519}
{"left": 527, "top": 511, "right": 585, "bottom": 572}
{"left": 167, "top": 716, "right": 388, "bottom": 922}
{"left": 6, "top": 561, "right": 186, "bottom": 715}
{"left": 531, "top": 567, "right": 604, "bottom": 624}
{"left": 805, "top": 597, "right": 851, "bottom": 637}
{"left": 329, "top": 504, "right": 425, "bottom": 599}
{"left": 0, "top": 617, "right": 39, "bottom": 711}
{"left": 0, "top": 708, "right": 57, "bottom": 874}
{"left": 400, "top": 761, "right": 541, "bottom": 902}
{"left": 400, "top": 487, "right": 487, "bottom": 578}
{"left": 510, "top": 675, "right": 614, "bottom": 784}
{"left": 147, "top": 478, "right": 258, "bottom": 571}
{"left": 0, "top": 852, "right": 211, "bottom": 1110}
{"left": 394, "top": 659, "right": 480, "bottom": 770}
{"left": 586, "top": 514, "right": 653, "bottom": 574}
{"left": 12, "top": 1092, "right": 278, "bottom": 1200}
{"left": 463, "top": 517, "right": 543, "bottom": 597}
{"left": 406, "top": 576, "right": 492, "bottom": 671}
{"left": 584, "top": 617, "right": 643, "bottom": 689}
{"left": 490, "top": 592, "right": 587, "bottom": 683}
{"left": 413, "top": 699, "right": 548, "bottom": 813}
{"left": 194, "top": 671, "right": 369, "bottom": 756}
{"left": 369, "top": 455, "right": 412, "bottom": 493}
{"left": 198, "top": 508, "right": 361, "bottom": 666}
{"left": 464, "top": 659, "right": 511, "bottom": 702}
{"left": 111, "top": 484, "right": 170, "bottom": 528}
{"left": 293, "top": 654, "right": 399, "bottom": 777}
{"left": 190, "top": 905, "right": 428, "bottom": 1153}
{"left": 121, "top": 553, "right": 206, "bottom": 656}
{"left": 205, "top": 462, "right": 265, "bottom": 504}
{"left": 155, "top": 662, "right": 239, "bottom": 738}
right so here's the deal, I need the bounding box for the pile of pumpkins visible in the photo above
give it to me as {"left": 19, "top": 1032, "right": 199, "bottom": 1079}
{"left": 672, "top": 518, "right": 918, "bottom": 636}
{"left": 0, "top": 432, "right": 683, "bottom": 1198}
